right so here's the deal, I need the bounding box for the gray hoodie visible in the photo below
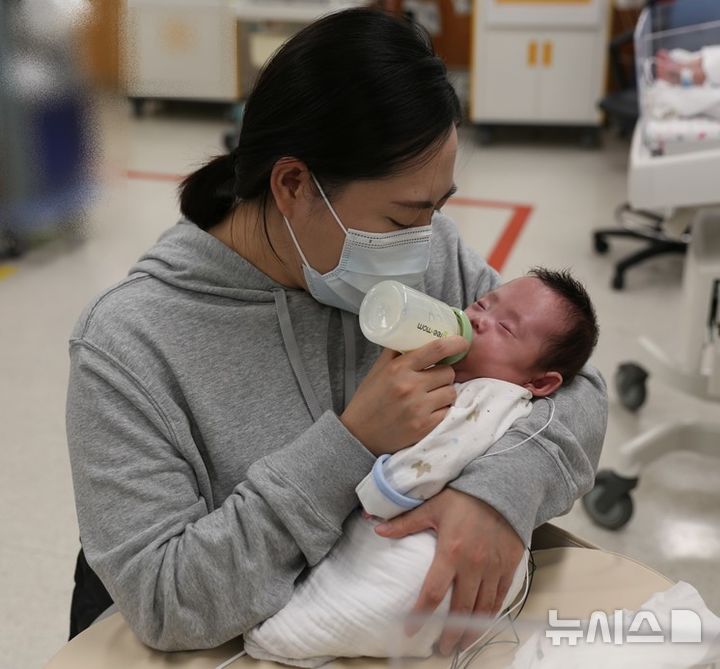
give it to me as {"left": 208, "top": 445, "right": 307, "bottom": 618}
{"left": 66, "top": 214, "right": 607, "bottom": 651}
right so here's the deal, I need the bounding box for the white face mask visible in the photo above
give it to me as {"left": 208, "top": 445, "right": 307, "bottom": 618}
{"left": 283, "top": 174, "right": 433, "bottom": 313}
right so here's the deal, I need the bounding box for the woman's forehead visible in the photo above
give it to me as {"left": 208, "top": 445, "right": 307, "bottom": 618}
{"left": 351, "top": 129, "right": 458, "bottom": 204}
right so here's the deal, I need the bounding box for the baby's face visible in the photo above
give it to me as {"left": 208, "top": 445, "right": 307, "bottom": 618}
{"left": 453, "top": 277, "right": 566, "bottom": 387}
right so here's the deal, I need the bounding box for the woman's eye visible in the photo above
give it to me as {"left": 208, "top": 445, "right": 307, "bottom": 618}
{"left": 500, "top": 322, "right": 513, "bottom": 335}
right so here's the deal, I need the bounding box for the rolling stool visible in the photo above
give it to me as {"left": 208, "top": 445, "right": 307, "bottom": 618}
{"left": 593, "top": 203, "right": 688, "bottom": 290}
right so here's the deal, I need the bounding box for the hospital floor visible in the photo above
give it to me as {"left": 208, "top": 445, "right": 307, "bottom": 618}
{"left": 2, "top": 98, "right": 719, "bottom": 668}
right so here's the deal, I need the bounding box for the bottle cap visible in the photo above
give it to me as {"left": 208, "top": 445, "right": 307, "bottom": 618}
{"left": 439, "top": 309, "right": 473, "bottom": 365}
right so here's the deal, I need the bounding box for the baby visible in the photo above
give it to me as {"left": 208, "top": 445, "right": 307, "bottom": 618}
{"left": 650, "top": 46, "right": 720, "bottom": 121}
{"left": 244, "top": 268, "right": 599, "bottom": 667}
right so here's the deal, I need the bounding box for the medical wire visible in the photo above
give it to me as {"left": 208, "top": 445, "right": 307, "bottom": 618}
{"left": 475, "top": 397, "right": 555, "bottom": 461}
{"left": 214, "top": 649, "right": 246, "bottom": 669}
{"left": 449, "top": 552, "right": 533, "bottom": 669}
{"left": 212, "top": 400, "right": 553, "bottom": 669}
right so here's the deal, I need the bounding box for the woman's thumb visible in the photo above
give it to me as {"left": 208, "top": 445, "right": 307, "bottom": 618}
{"left": 374, "top": 507, "right": 428, "bottom": 538}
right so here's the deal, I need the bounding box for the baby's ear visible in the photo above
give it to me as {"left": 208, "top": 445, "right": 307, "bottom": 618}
{"left": 524, "top": 371, "right": 563, "bottom": 397}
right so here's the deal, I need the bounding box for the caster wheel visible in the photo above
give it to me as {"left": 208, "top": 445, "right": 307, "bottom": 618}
{"left": 130, "top": 98, "right": 147, "bottom": 118}
{"left": 611, "top": 272, "right": 625, "bottom": 290}
{"left": 580, "top": 128, "right": 602, "bottom": 149}
{"left": 615, "top": 362, "right": 648, "bottom": 412}
{"left": 582, "top": 483, "right": 634, "bottom": 530}
{"left": 1, "top": 232, "right": 24, "bottom": 258}
{"left": 593, "top": 234, "right": 609, "bottom": 254}
{"left": 223, "top": 130, "right": 239, "bottom": 153}
{"left": 477, "top": 126, "right": 494, "bottom": 146}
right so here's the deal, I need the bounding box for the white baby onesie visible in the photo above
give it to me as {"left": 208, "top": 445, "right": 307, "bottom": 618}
{"left": 243, "top": 379, "right": 533, "bottom": 667}
{"left": 356, "top": 379, "right": 533, "bottom": 519}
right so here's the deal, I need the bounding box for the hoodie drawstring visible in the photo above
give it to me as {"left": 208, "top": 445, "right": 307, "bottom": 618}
{"left": 274, "top": 290, "right": 324, "bottom": 422}
{"left": 341, "top": 310, "right": 356, "bottom": 408}
{"left": 274, "top": 290, "right": 358, "bottom": 422}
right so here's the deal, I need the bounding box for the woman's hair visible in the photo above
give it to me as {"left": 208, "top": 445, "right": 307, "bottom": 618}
{"left": 179, "top": 8, "right": 461, "bottom": 230}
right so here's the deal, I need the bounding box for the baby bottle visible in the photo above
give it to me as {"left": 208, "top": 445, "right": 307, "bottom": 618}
{"left": 359, "top": 280, "right": 472, "bottom": 365}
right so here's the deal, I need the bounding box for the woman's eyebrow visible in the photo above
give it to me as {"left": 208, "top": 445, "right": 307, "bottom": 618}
{"left": 391, "top": 184, "right": 457, "bottom": 210}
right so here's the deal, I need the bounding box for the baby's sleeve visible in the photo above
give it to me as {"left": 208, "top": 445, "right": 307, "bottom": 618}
{"left": 355, "top": 380, "right": 532, "bottom": 520}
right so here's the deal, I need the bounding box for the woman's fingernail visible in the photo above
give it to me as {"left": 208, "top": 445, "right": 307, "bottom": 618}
{"left": 375, "top": 523, "right": 391, "bottom": 534}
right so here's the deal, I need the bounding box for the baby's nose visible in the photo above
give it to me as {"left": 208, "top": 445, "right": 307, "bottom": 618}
{"left": 473, "top": 314, "right": 490, "bottom": 334}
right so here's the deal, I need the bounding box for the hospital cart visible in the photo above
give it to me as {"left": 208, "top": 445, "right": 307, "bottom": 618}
{"left": 583, "top": 5, "right": 720, "bottom": 529}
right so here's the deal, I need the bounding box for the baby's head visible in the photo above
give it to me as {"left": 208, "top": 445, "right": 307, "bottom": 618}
{"left": 453, "top": 268, "right": 598, "bottom": 397}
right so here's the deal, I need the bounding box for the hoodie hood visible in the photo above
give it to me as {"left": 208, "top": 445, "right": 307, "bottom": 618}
{"left": 129, "top": 218, "right": 354, "bottom": 423}
{"left": 130, "top": 219, "right": 287, "bottom": 302}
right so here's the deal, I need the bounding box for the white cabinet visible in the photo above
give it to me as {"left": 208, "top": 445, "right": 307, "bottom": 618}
{"left": 538, "top": 31, "right": 599, "bottom": 122}
{"left": 471, "top": 0, "right": 610, "bottom": 127}
{"left": 124, "top": 0, "right": 240, "bottom": 103}
{"left": 480, "top": 31, "right": 538, "bottom": 121}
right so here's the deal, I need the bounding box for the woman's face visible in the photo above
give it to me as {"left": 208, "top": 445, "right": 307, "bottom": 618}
{"left": 294, "top": 126, "right": 458, "bottom": 275}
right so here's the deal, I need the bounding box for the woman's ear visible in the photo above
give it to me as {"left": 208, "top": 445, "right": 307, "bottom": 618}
{"left": 269, "top": 157, "right": 315, "bottom": 220}
{"left": 523, "top": 371, "right": 563, "bottom": 398}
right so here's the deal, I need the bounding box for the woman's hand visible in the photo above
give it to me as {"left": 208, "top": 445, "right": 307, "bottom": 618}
{"left": 340, "top": 336, "right": 469, "bottom": 457}
{"left": 375, "top": 488, "right": 525, "bottom": 655}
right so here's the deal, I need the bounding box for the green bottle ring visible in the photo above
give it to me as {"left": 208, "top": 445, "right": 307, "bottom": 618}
{"left": 439, "top": 309, "right": 473, "bottom": 366}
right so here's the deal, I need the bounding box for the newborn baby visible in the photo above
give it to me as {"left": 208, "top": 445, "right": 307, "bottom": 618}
{"left": 244, "top": 268, "right": 599, "bottom": 667}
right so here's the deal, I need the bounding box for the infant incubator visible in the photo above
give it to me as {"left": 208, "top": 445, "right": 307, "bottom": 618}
{"left": 635, "top": 7, "right": 720, "bottom": 157}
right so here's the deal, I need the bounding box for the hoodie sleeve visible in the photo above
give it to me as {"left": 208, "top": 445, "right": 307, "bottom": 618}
{"left": 426, "top": 214, "right": 608, "bottom": 546}
{"left": 66, "top": 340, "right": 375, "bottom": 652}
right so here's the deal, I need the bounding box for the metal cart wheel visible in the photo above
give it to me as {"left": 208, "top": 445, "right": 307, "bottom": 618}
{"left": 580, "top": 127, "right": 602, "bottom": 149}
{"left": 476, "top": 125, "right": 494, "bottom": 146}
{"left": 615, "top": 362, "right": 648, "bottom": 411}
{"left": 582, "top": 470, "right": 637, "bottom": 530}
{"left": 130, "top": 98, "right": 147, "bottom": 118}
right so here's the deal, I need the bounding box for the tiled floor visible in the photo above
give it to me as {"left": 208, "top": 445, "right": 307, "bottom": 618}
{"left": 1, "top": 98, "right": 719, "bottom": 668}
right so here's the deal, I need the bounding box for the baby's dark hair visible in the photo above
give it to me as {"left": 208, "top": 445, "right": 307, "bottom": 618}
{"left": 527, "top": 267, "right": 599, "bottom": 385}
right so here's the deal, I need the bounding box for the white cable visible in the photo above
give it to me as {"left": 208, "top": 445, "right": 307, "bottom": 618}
{"left": 213, "top": 401, "right": 549, "bottom": 669}
{"left": 214, "top": 649, "right": 247, "bottom": 669}
{"left": 475, "top": 398, "right": 555, "bottom": 461}
{"left": 454, "top": 554, "right": 531, "bottom": 669}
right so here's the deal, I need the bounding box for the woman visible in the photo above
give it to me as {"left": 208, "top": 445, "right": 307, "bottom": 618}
{"left": 66, "top": 8, "right": 607, "bottom": 655}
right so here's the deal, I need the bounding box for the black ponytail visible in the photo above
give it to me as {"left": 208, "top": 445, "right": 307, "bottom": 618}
{"left": 179, "top": 154, "right": 236, "bottom": 230}
{"left": 180, "top": 8, "right": 461, "bottom": 230}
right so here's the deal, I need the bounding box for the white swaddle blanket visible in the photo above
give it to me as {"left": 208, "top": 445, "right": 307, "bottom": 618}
{"left": 244, "top": 379, "right": 535, "bottom": 667}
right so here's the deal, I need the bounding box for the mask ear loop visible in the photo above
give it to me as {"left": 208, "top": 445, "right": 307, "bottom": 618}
{"left": 282, "top": 215, "right": 312, "bottom": 269}
{"left": 311, "top": 173, "right": 348, "bottom": 234}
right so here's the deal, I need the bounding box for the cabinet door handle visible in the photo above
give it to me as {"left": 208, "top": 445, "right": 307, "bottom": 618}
{"left": 542, "top": 41, "right": 553, "bottom": 67}
{"left": 527, "top": 41, "right": 537, "bottom": 67}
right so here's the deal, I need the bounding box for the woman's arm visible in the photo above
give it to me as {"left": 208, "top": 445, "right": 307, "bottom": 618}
{"left": 425, "top": 212, "right": 607, "bottom": 544}
{"left": 449, "top": 368, "right": 606, "bottom": 544}
{"left": 66, "top": 341, "right": 375, "bottom": 651}
{"left": 391, "top": 213, "right": 607, "bottom": 652}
